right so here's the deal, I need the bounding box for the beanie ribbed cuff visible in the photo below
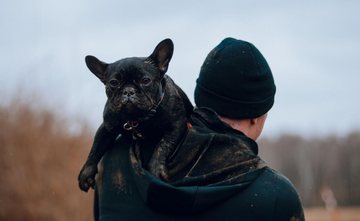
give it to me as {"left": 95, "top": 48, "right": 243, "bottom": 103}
{"left": 195, "top": 82, "right": 275, "bottom": 119}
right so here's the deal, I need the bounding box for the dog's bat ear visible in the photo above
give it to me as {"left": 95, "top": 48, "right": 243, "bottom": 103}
{"left": 85, "top": 55, "right": 108, "bottom": 84}
{"left": 148, "top": 39, "right": 174, "bottom": 75}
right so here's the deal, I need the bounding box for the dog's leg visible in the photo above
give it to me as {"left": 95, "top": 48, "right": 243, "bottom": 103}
{"left": 134, "top": 140, "right": 142, "bottom": 166}
{"left": 78, "top": 123, "right": 118, "bottom": 192}
{"left": 148, "top": 119, "right": 187, "bottom": 182}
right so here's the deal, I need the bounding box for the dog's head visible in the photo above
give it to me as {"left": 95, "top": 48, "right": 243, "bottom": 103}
{"left": 85, "top": 39, "right": 173, "bottom": 119}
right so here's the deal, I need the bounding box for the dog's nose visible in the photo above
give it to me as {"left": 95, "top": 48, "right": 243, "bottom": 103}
{"left": 123, "top": 87, "right": 135, "bottom": 96}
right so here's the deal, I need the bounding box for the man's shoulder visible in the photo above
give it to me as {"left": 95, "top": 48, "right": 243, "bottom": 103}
{"left": 258, "top": 167, "right": 298, "bottom": 192}
{"left": 209, "top": 166, "right": 304, "bottom": 221}
{"left": 252, "top": 167, "right": 305, "bottom": 221}
{"left": 257, "top": 167, "right": 304, "bottom": 207}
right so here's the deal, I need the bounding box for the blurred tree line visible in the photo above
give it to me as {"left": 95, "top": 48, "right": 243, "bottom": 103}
{"left": 0, "top": 95, "right": 359, "bottom": 220}
{"left": 258, "top": 132, "right": 360, "bottom": 207}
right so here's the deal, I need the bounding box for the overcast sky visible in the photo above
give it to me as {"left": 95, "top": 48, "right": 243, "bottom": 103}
{"left": 1, "top": 0, "right": 359, "bottom": 137}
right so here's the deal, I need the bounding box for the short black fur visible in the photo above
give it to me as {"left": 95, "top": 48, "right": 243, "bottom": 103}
{"left": 78, "top": 39, "right": 193, "bottom": 192}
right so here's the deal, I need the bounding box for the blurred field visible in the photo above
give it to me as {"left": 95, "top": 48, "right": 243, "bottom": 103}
{"left": 0, "top": 96, "right": 94, "bottom": 221}
{"left": 304, "top": 207, "right": 360, "bottom": 221}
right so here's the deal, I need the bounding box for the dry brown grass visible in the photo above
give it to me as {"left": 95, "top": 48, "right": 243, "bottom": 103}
{"left": 0, "top": 96, "right": 94, "bottom": 221}
{"left": 304, "top": 207, "right": 360, "bottom": 221}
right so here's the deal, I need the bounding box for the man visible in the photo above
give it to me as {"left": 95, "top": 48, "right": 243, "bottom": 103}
{"left": 93, "top": 37, "right": 305, "bottom": 221}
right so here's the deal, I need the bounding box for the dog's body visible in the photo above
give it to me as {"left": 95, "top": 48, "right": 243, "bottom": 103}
{"left": 78, "top": 39, "right": 193, "bottom": 192}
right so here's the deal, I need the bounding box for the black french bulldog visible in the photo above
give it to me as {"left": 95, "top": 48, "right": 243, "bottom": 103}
{"left": 78, "top": 39, "right": 193, "bottom": 192}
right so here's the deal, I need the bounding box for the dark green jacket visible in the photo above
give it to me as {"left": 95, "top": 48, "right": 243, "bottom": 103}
{"left": 94, "top": 108, "right": 304, "bottom": 221}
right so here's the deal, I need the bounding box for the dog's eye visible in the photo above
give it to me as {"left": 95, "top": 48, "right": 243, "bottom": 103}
{"left": 141, "top": 78, "right": 151, "bottom": 85}
{"left": 109, "top": 79, "right": 119, "bottom": 87}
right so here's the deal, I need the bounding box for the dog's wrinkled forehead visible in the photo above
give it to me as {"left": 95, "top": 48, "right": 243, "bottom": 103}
{"left": 107, "top": 57, "right": 159, "bottom": 79}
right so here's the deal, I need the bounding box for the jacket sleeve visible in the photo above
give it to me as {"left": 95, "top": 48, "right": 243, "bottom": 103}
{"left": 94, "top": 185, "right": 100, "bottom": 221}
{"left": 271, "top": 176, "right": 305, "bottom": 221}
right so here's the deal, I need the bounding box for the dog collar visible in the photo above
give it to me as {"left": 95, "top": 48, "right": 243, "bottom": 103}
{"left": 126, "top": 90, "right": 165, "bottom": 124}
{"left": 123, "top": 90, "right": 165, "bottom": 140}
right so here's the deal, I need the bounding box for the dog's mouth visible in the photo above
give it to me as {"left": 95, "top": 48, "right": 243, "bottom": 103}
{"left": 110, "top": 96, "right": 153, "bottom": 119}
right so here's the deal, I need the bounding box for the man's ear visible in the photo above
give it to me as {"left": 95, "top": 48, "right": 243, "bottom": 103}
{"left": 250, "top": 118, "right": 258, "bottom": 125}
{"left": 85, "top": 55, "right": 108, "bottom": 84}
{"left": 148, "top": 39, "right": 174, "bottom": 75}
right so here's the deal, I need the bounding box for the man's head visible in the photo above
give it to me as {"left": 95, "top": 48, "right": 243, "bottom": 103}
{"left": 194, "top": 37, "right": 276, "bottom": 138}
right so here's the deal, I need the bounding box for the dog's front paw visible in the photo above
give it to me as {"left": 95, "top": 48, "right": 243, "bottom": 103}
{"left": 148, "top": 159, "right": 169, "bottom": 182}
{"left": 78, "top": 163, "right": 98, "bottom": 192}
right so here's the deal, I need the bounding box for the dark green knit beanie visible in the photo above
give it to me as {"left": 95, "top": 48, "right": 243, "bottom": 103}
{"left": 194, "top": 37, "right": 276, "bottom": 119}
